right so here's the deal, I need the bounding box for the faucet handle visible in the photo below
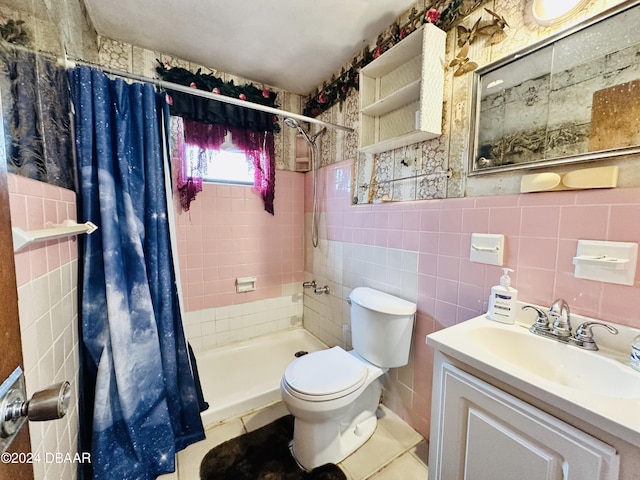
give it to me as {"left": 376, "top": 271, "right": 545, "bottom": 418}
{"left": 573, "top": 321, "right": 619, "bottom": 351}
{"left": 522, "top": 305, "right": 550, "bottom": 333}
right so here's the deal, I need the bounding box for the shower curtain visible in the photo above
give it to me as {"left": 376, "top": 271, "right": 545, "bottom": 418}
{"left": 69, "top": 66, "right": 205, "bottom": 480}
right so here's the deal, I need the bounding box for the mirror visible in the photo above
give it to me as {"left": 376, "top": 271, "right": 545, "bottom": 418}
{"left": 0, "top": 1, "right": 76, "bottom": 190}
{"left": 469, "top": 2, "right": 640, "bottom": 175}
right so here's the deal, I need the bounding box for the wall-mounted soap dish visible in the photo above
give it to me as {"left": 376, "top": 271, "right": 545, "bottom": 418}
{"left": 469, "top": 233, "right": 504, "bottom": 266}
{"left": 573, "top": 240, "right": 637, "bottom": 285}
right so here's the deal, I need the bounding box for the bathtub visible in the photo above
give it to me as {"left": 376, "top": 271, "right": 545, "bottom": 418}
{"left": 195, "top": 328, "right": 327, "bottom": 428}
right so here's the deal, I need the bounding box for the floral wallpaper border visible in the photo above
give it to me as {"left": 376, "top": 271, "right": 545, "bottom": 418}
{"left": 303, "top": 0, "right": 489, "bottom": 117}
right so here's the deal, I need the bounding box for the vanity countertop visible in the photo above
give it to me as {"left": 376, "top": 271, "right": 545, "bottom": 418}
{"left": 426, "top": 309, "right": 640, "bottom": 448}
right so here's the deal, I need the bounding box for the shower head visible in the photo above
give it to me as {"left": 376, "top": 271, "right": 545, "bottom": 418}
{"left": 284, "top": 117, "right": 299, "bottom": 129}
{"left": 284, "top": 117, "right": 313, "bottom": 145}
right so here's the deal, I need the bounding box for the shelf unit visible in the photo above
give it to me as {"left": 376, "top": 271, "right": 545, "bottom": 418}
{"left": 294, "top": 134, "right": 311, "bottom": 172}
{"left": 359, "top": 23, "right": 446, "bottom": 154}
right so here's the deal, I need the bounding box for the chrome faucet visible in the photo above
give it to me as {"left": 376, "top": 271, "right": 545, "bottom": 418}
{"left": 549, "top": 298, "right": 571, "bottom": 337}
{"left": 523, "top": 298, "right": 571, "bottom": 337}
{"left": 303, "top": 280, "right": 329, "bottom": 295}
{"left": 523, "top": 300, "right": 618, "bottom": 350}
{"left": 313, "top": 285, "right": 330, "bottom": 295}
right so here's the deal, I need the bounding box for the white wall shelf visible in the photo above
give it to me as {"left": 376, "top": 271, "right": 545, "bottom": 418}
{"left": 358, "top": 23, "right": 446, "bottom": 155}
{"left": 12, "top": 220, "right": 98, "bottom": 252}
{"left": 360, "top": 80, "right": 421, "bottom": 117}
{"left": 294, "top": 134, "right": 311, "bottom": 172}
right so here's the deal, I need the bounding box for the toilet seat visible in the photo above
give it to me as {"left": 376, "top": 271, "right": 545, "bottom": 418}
{"left": 283, "top": 347, "right": 368, "bottom": 401}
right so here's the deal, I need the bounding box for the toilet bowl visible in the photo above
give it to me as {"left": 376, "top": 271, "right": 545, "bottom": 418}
{"left": 280, "top": 346, "right": 385, "bottom": 470}
{"left": 280, "top": 287, "right": 417, "bottom": 470}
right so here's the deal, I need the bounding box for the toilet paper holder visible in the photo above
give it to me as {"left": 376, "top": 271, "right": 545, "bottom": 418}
{"left": 0, "top": 367, "right": 71, "bottom": 452}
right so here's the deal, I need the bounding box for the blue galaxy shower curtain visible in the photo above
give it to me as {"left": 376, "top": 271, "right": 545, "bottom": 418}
{"left": 69, "top": 67, "right": 205, "bottom": 479}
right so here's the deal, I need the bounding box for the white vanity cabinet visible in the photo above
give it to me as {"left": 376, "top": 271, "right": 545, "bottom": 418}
{"left": 429, "top": 352, "right": 620, "bottom": 480}
{"left": 358, "top": 23, "right": 445, "bottom": 154}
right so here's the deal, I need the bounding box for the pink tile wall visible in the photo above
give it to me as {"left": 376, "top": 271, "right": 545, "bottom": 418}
{"left": 176, "top": 170, "right": 305, "bottom": 311}
{"left": 8, "top": 174, "right": 80, "bottom": 479}
{"left": 8, "top": 174, "right": 78, "bottom": 285}
{"left": 318, "top": 160, "right": 640, "bottom": 329}
{"left": 314, "top": 160, "right": 640, "bottom": 438}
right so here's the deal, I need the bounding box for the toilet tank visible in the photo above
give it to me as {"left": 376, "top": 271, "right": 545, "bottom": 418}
{"left": 348, "top": 287, "right": 417, "bottom": 368}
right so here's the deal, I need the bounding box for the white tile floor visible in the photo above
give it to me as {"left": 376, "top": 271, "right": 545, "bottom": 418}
{"left": 165, "top": 402, "right": 429, "bottom": 479}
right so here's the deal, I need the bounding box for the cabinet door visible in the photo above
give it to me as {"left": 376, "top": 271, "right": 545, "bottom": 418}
{"left": 429, "top": 361, "right": 619, "bottom": 480}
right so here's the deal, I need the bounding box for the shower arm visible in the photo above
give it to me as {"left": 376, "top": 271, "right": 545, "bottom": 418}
{"left": 284, "top": 118, "right": 326, "bottom": 146}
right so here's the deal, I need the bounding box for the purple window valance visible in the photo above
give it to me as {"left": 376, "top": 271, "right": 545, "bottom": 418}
{"left": 159, "top": 63, "right": 277, "bottom": 215}
{"left": 156, "top": 61, "right": 280, "bottom": 133}
{"left": 170, "top": 116, "right": 276, "bottom": 215}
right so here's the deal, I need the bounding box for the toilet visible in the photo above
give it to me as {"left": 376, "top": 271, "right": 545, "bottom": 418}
{"left": 280, "top": 287, "right": 417, "bottom": 470}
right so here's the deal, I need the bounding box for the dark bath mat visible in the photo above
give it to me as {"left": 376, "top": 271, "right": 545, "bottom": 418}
{"left": 200, "top": 414, "right": 347, "bottom": 480}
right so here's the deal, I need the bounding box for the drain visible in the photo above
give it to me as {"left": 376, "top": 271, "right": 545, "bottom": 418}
{"left": 294, "top": 350, "right": 309, "bottom": 357}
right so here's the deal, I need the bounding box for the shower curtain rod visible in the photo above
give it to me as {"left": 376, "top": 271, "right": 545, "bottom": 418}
{"left": 59, "top": 57, "right": 355, "bottom": 133}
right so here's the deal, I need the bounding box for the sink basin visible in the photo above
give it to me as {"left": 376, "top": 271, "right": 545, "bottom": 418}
{"left": 426, "top": 313, "right": 640, "bottom": 447}
{"left": 471, "top": 325, "right": 640, "bottom": 399}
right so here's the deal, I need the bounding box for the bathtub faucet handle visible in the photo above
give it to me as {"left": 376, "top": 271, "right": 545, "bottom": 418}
{"left": 303, "top": 280, "right": 317, "bottom": 289}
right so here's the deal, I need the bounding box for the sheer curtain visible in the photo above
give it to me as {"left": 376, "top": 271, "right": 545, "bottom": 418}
{"left": 227, "top": 126, "right": 276, "bottom": 214}
{"left": 170, "top": 117, "right": 226, "bottom": 212}
{"left": 69, "top": 66, "right": 205, "bottom": 480}
{"left": 171, "top": 116, "right": 276, "bottom": 214}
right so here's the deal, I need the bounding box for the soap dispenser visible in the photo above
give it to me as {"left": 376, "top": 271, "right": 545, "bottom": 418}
{"left": 487, "top": 268, "right": 518, "bottom": 324}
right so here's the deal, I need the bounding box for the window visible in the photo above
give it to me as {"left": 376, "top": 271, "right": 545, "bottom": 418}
{"left": 171, "top": 116, "right": 276, "bottom": 214}
{"left": 184, "top": 144, "right": 255, "bottom": 185}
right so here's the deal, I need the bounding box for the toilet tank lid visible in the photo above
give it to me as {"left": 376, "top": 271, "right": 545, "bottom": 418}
{"left": 349, "top": 287, "right": 416, "bottom": 315}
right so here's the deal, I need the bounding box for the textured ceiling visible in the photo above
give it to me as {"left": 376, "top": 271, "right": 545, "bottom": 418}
{"left": 81, "top": 0, "right": 418, "bottom": 94}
